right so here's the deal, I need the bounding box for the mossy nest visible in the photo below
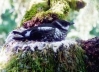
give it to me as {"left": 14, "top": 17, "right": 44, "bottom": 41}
{"left": 1, "top": 41, "right": 86, "bottom": 72}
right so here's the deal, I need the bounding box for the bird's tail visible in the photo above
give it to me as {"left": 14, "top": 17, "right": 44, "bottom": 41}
{"left": 13, "top": 31, "right": 22, "bottom": 35}
{"left": 13, "top": 37, "right": 26, "bottom": 41}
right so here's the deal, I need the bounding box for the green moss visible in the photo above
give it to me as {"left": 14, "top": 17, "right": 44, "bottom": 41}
{"left": 21, "top": 11, "right": 66, "bottom": 27}
{"left": 74, "top": 45, "right": 87, "bottom": 72}
{"left": 21, "top": 1, "right": 70, "bottom": 24}
{"left": 34, "top": 11, "right": 66, "bottom": 20}
{"left": 1, "top": 44, "right": 87, "bottom": 72}
{"left": 22, "top": 2, "right": 49, "bottom": 22}
{"left": 3, "top": 49, "right": 57, "bottom": 72}
{"left": 20, "top": 0, "right": 85, "bottom": 27}
{"left": 49, "top": 0, "right": 70, "bottom": 14}
{"left": 61, "top": 0, "right": 70, "bottom": 14}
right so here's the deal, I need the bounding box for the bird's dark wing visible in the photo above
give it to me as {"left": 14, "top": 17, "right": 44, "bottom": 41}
{"left": 31, "top": 27, "right": 55, "bottom": 35}
{"left": 13, "top": 37, "right": 26, "bottom": 41}
{"left": 29, "top": 27, "right": 55, "bottom": 41}
{"left": 13, "top": 31, "right": 22, "bottom": 35}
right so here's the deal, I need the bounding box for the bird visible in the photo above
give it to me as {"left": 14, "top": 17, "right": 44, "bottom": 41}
{"left": 13, "top": 19, "right": 73, "bottom": 42}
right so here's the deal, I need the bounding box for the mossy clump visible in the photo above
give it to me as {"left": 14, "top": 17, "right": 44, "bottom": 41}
{"left": 1, "top": 44, "right": 87, "bottom": 72}
{"left": 22, "top": 2, "right": 49, "bottom": 22}
{"left": 74, "top": 45, "right": 86, "bottom": 72}
{"left": 50, "top": 0, "right": 70, "bottom": 14}
{"left": 3, "top": 49, "right": 57, "bottom": 72}
{"left": 21, "top": 0, "right": 71, "bottom": 27}
{"left": 20, "top": 0, "right": 86, "bottom": 28}
{"left": 23, "top": 11, "right": 65, "bottom": 28}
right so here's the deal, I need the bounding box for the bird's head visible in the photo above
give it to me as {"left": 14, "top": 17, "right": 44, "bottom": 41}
{"left": 52, "top": 19, "right": 74, "bottom": 30}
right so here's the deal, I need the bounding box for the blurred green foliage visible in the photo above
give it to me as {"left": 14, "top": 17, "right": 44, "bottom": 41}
{"left": 23, "top": 2, "right": 49, "bottom": 22}
{"left": 0, "top": 9, "right": 17, "bottom": 35}
{"left": 0, "top": 0, "right": 18, "bottom": 46}
{"left": 90, "top": 24, "right": 99, "bottom": 36}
